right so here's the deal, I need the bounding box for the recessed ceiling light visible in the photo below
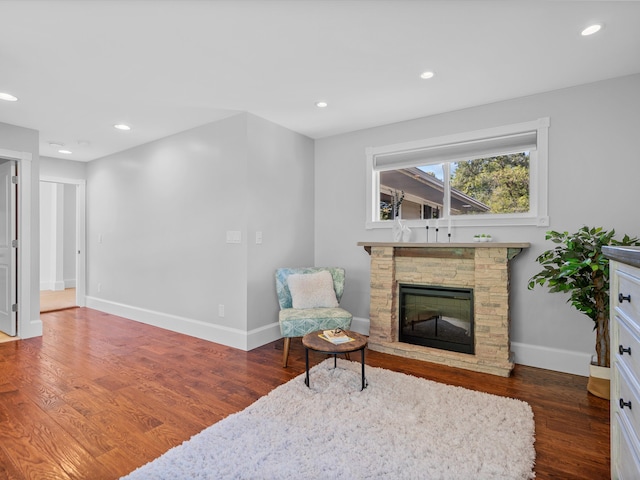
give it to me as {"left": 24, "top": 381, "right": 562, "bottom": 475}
{"left": 0, "top": 92, "right": 18, "bottom": 102}
{"left": 315, "top": 101, "right": 328, "bottom": 108}
{"left": 581, "top": 24, "right": 602, "bottom": 36}
{"left": 58, "top": 149, "right": 73, "bottom": 155}
{"left": 114, "top": 124, "right": 131, "bottom": 131}
{"left": 420, "top": 71, "right": 435, "bottom": 80}
{"left": 48, "top": 141, "right": 65, "bottom": 148}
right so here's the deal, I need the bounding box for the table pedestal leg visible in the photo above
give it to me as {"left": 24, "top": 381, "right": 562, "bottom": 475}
{"left": 305, "top": 348, "right": 310, "bottom": 387}
{"left": 361, "top": 347, "right": 368, "bottom": 391}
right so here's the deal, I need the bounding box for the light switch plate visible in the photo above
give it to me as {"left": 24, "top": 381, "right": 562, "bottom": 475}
{"left": 226, "top": 231, "right": 241, "bottom": 243}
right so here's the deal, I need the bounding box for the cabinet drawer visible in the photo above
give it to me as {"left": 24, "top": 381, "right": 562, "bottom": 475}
{"left": 616, "top": 363, "right": 640, "bottom": 435}
{"left": 614, "top": 412, "right": 640, "bottom": 479}
{"left": 617, "top": 316, "right": 640, "bottom": 375}
{"left": 616, "top": 271, "right": 640, "bottom": 325}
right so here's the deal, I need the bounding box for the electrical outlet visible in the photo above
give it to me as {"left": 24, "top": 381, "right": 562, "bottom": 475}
{"left": 218, "top": 304, "right": 225, "bottom": 317}
{"left": 97, "top": 282, "right": 102, "bottom": 293}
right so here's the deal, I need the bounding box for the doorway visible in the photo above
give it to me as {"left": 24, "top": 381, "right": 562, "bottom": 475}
{"left": 0, "top": 159, "right": 16, "bottom": 336}
{"left": 39, "top": 177, "right": 86, "bottom": 313}
{"left": 0, "top": 148, "right": 35, "bottom": 339}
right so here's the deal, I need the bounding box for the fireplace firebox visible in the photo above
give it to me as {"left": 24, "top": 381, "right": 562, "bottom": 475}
{"left": 399, "top": 284, "right": 474, "bottom": 354}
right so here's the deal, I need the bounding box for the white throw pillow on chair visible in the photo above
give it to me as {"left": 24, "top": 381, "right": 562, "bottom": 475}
{"left": 287, "top": 270, "right": 339, "bottom": 309}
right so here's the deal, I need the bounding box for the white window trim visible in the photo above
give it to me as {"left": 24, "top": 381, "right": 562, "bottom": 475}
{"left": 365, "top": 118, "right": 550, "bottom": 229}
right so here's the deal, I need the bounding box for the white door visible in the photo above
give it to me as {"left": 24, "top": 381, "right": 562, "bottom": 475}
{"left": 0, "top": 160, "right": 16, "bottom": 336}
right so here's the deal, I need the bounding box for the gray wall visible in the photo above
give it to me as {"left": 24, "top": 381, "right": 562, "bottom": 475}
{"left": 39, "top": 181, "right": 56, "bottom": 289}
{"left": 246, "top": 114, "right": 315, "bottom": 332}
{"left": 40, "top": 156, "right": 87, "bottom": 180}
{"left": 63, "top": 184, "right": 76, "bottom": 285}
{"left": 85, "top": 113, "right": 314, "bottom": 348}
{"left": 39, "top": 182, "right": 77, "bottom": 290}
{"left": 314, "top": 74, "right": 640, "bottom": 375}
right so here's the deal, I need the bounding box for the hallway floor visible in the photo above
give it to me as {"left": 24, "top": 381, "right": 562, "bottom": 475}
{"left": 0, "top": 330, "right": 17, "bottom": 343}
{"left": 40, "top": 288, "right": 77, "bottom": 313}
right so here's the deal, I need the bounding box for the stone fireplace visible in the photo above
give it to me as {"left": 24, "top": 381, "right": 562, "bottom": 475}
{"left": 358, "top": 242, "right": 529, "bottom": 377}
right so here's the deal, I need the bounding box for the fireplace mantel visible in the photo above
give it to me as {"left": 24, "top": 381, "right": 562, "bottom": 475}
{"left": 358, "top": 241, "right": 530, "bottom": 376}
{"left": 358, "top": 241, "right": 530, "bottom": 255}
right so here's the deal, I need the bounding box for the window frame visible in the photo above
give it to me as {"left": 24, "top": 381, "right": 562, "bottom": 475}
{"left": 365, "top": 118, "right": 550, "bottom": 229}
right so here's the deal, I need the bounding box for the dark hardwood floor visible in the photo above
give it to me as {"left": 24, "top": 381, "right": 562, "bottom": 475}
{"left": 0, "top": 308, "right": 609, "bottom": 479}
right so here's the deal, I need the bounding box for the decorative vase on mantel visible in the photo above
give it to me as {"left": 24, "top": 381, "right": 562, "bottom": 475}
{"left": 392, "top": 218, "right": 403, "bottom": 242}
{"left": 391, "top": 218, "right": 412, "bottom": 242}
{"left": 402, "top": 222, "right": 411, "bottom": 242}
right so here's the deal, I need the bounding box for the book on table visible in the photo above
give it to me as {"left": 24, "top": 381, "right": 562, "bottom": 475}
{"left": 319, "top": 329, "right": 355, "bottom": 345}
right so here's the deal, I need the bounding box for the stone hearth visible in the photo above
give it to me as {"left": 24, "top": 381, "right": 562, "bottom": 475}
{"left": 359, "top": 242, "right": 529, "bottom": 377}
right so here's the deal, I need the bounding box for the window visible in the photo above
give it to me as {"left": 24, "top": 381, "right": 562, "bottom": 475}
{"left": 366, "top": 118, "right": 549, "bottom": 228}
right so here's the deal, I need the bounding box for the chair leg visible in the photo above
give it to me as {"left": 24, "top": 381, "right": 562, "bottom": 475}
{"left": 283, "top": 337, "right": 291, "bottom": 368}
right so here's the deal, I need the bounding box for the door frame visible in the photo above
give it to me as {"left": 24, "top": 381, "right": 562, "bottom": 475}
{"left": 0, "top": 148, "right": 36, "bottom": 338}
{"left": 0, "top": 160, "right": 17, "bottom": 335}
{"left": 40, "top": 176, "right": 86, "bottom": 307}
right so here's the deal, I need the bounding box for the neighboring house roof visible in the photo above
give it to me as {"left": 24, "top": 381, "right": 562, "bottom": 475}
{"left": 380, "top": 167, "right": 490, "bottom": 214}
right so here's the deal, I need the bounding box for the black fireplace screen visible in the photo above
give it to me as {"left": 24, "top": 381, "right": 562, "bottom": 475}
{"left": 399, "top": 284, "right": 474, "bottom": 354}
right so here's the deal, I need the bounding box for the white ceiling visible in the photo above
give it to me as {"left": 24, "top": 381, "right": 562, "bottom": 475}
{"left": 1, "top": 1, "right": 639, "bottom": 162}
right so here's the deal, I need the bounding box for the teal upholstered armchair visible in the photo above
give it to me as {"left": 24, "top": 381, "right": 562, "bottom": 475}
{"left": 275, "top": 267, "right": 353, "bottom": 367}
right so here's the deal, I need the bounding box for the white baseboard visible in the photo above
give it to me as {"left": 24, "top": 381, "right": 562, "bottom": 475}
{"left": 86, "top": 296, "right": 252, "bottom": 350}
{"left": 511, "top": 341, "right": 592, "bottom": 377}
{"left": 84, "top": 299, "right": 373, "bottom": 353}
{"left": 333, "top": 316, "right": 588, "bottom": 376}
{"left": 21, "top": 315, "right": 42, "bottom": 339}
{"left": 80, "top": 303, "right": 590, "bottom": 376}
{"left": 41, "top": 281, "right": 69, "bottom": 291}
{"left": 40, "top": 280, "right": 77, "bottom": 291}
{"left": 246, "top": 322, "right": 282, "bottom": 350}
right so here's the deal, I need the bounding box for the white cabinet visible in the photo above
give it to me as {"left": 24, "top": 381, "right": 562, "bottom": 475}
{"left": 606, "top": 246, "right": 640, "bottom": 479}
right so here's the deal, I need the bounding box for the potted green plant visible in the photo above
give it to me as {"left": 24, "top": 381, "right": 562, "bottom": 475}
{"left": 528, "top": 226, "right": 640, "bottom": 398}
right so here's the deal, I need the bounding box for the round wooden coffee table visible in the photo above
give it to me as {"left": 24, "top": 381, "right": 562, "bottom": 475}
{"left": 302, "top": 330, "right": 368, "bottom": 391}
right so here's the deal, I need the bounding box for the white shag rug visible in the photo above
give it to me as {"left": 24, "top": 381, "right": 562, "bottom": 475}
{"left": 121, "top": 359, "right": 535, "bottom": 480}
